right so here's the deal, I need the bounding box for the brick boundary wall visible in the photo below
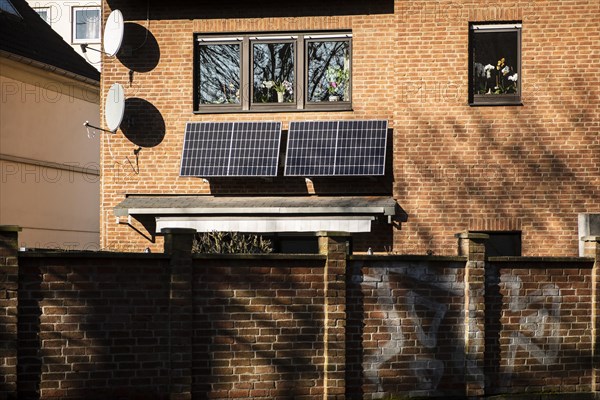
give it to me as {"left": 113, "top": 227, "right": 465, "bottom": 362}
{"left": 0, "top": 226, "right": 20, "bottom": 400}
{"left": 1, "top": 226, "right": 599, "bottom": 399}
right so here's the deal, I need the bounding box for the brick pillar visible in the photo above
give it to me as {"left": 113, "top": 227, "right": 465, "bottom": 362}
{"left": 0, "top": 226, "right": 21, "bottom": 400}
{"left": 318, "top": 232, "right": 349, "bottom": 400}
{"left": 162, "top": 228, "right": 195, "bottom": 400}
{"left": 582, "top": 236, "right": 600, "bottom": 392}
{"left": 456, "top": 232, "right": 488, "bottom": 398}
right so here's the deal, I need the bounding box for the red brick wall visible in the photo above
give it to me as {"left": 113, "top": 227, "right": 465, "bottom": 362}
{"left": 192, "top": 258, "right": 326, "bottom": 399}
{"left": 15, "top": 253, "right": 327, "bottom": 399}
{"left": 0, "top": 228, "right": 19, "bottom": 399}
{"left": 347, "top": 259, "right": 468, "bottom": 397}
{"left": 7, "top": 239, "right": 598, "bottom": 399}
{"left": 486, "top": 263, "right": 595, "bottom": 395}
{"left": 100, "top": 0, "right": 599, "bottom": 256}
{"left": 394, "top": 0, "right": 600, "bottom": 256}
{"left": 17, "top": 255, "right": 172, "bottom": 399}
{"left": 100, "top": 0, "right": 397, "bottom": 253}
{"left": 347, "top": 257, "right": 596, "bottom": 399}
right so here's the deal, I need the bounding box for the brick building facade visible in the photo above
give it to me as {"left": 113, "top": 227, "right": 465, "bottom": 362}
{"left": 100, "top": 0, "right": 599, "bottom": 255}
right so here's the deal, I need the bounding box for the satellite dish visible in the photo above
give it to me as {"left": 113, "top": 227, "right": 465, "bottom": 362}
{"left": 105, "top": 83, "right": 125, "bottom": 132}
{"left": 103, "top": 9, "right": 124, "bottom": 57}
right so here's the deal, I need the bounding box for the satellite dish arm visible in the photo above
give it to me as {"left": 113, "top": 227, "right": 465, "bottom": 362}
{"left": 84, "top": 121, "right": 116, "bottom": 134}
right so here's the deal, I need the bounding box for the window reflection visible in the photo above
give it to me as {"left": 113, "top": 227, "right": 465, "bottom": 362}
{"left": 199, "top": 43, "right": 241, "bottom": 105}
{"left": 253, "top": 42, "right": 295, "bottom": 103}
{"left": 74, "top": 8, "right": 100, "bottom": 41}
{"left": 307, "top": 40, "right": 350, "bottom": 102}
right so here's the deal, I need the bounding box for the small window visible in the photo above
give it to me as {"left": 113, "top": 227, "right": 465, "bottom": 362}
{"left": 473, "top": 231, "right": 522, "bottom": 257}
{"left": 195, "top": 32, "right": 352, "bottom": 113}
{"left": 72, "top": 7, "right": 100, "bottom": 43}
{"left": 469, "top": 23, "right": 521, "bottom": 106}
{"left": 33, "top": 7, "right": 50, "bottom": 23}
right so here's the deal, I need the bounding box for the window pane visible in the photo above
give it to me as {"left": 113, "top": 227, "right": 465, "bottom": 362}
{"left": 75, "top": 9, "right": 100, "bottom": 40}
{"left": 472, "top": 31, "right": 518, "bottom": 96}
{"left": 307, "top": 40, "right": 350, "bottom": 102}
{"left": 35, "top": 8, "right": 49, "bottom": 23}
{"left": 199, "top": 44, "right": 241, "bottom": 105}
{"left": 253, "top": 42, "right": 294, "bottom": 103}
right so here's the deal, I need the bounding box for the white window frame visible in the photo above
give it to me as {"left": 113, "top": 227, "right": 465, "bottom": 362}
{"left": 33, "top": 7, "right": 51, "bottom": 24}
{"left": 72, "top": 6, "right": 101, "bottom": 44}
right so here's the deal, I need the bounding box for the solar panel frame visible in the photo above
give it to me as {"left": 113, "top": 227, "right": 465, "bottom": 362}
{"left": 180, "top": 121, "right": 282, "bottom": 177}
{"left": 284, "top": 120, "right": 388, "bottom": 177}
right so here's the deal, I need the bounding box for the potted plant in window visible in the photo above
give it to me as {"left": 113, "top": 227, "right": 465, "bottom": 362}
{"left": 262, "top": 80, "right": 293, "bottom": 103}
{"left": 325, "top": 66, "right": 349, "bottom": 102}
{"left": 474, "top": 57, "right": 518, "bottom": 95}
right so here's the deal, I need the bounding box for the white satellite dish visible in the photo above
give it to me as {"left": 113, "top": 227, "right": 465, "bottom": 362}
{"left": 103, "top": 9, "right": 124, "bottom": 57}
{"left": 105, "top": 83, "right": 126, "bottom": 132}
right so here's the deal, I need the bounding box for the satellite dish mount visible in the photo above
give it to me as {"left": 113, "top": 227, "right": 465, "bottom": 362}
{"left": 83, "top": 82, "right": 126, "bottom": 137}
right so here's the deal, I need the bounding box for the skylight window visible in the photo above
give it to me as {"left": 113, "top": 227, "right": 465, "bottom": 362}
{"left": 0, "top": 0, "right": 21, "bottom": 18}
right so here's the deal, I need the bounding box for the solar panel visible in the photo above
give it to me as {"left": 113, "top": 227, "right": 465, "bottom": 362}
{"left": 284, "top": 120, "right": 388, "bottom": 176}
{"left": 180, "top": 122, "right": 282, "bottom": 177}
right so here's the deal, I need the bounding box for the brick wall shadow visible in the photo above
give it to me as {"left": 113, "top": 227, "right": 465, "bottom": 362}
{"left": 192, "top": 258, "right": 326, "bottom": 399}
{"left": 17, "top": 255, "right": 172, "bottom": 399}
{"left": 17, "top": 259, "right": 42, "bottom": 399}
{"left": 345, "top": 262, "right": 365, "bottom": 399}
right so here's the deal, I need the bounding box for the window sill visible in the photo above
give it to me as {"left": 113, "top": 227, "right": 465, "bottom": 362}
{"left": 470, "top": 94, "right": 522, "bottom": 107}
{"left": 469, "top": 102, "right": 523, "bottom": 107}
{"left": 194, "top": 105, "right": 354, "bottom": 114}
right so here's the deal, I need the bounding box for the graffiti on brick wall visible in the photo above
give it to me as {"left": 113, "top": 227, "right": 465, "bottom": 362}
{"left": 361, "top": 271, "right": 405, "bottom": 395}
{"left": 502, "top": 275, "right": 561, "bottom": 384}
{"left": 356, "top": 264, "right": 469, "bottom": 397}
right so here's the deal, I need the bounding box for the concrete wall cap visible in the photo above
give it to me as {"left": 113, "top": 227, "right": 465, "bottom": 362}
{"left": 0, "top": 225, "right": 22, "bottom": 232}
{"left": 316, "top": 231, "right": 353, "bottom": 237}
{"left": 581, "top": 236, "right": 600, "bottom": 242}
{"left": 455, "top": 232, "right": 489, "bottom": 240}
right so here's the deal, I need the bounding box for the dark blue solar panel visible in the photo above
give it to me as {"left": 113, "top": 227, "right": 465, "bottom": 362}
{"left": 284, "top": 120, "right": 388, "bottom": 176}
{"left": 180, "top": 122, "right": 281, "bottom": 177}
{"left": 284, "top": 121, "right": 337, "bottom": 176}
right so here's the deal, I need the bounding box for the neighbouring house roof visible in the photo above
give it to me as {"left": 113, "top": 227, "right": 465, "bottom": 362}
{"left": 0, "top": 0, "right": 100, "bottom": 83}
{"left": 114, "top": 195, "right": 397, "bottom": 234}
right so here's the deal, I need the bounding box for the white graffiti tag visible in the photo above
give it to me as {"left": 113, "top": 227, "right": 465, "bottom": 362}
{"left": 503, "top": 276, "right": 561, "bottom": 383}
{"left": 359, "top": 269, "right": 404, "bottom": 397}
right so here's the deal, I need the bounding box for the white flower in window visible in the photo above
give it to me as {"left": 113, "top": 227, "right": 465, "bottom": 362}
{"left": 508, "top": 73, "right": 518, "bottom": 82}
{"left": 484, "top": 64, "right": 495, "bottom": 79}
{"left": 502, "top": 65, "right": 510, "bottom": 76}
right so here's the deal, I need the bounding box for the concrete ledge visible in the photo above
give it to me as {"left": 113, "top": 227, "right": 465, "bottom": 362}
{"left": 351, "top": 254, "right": 466, "bottom": 262}
{"left": 455, "top": 232, "right": 490, "bottom": 240}
{"left": 19, "top": 251, "right": 170, "bottom": 260}
{"left": 192, "top": 253, "right": 326, "bottom": 261}
{"left": 0, "top": 225, "right": 22, "bottom": 232}
{"left": 393, "top": 392, "right": 599, "bottom": 400}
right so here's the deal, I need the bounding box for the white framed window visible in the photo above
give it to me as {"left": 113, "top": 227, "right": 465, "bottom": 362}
{"left": 72, "top": 6, "right": 100, "bottom": 43}
{"left": 33, "top": 7, "right": 50, "bottom": 24}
